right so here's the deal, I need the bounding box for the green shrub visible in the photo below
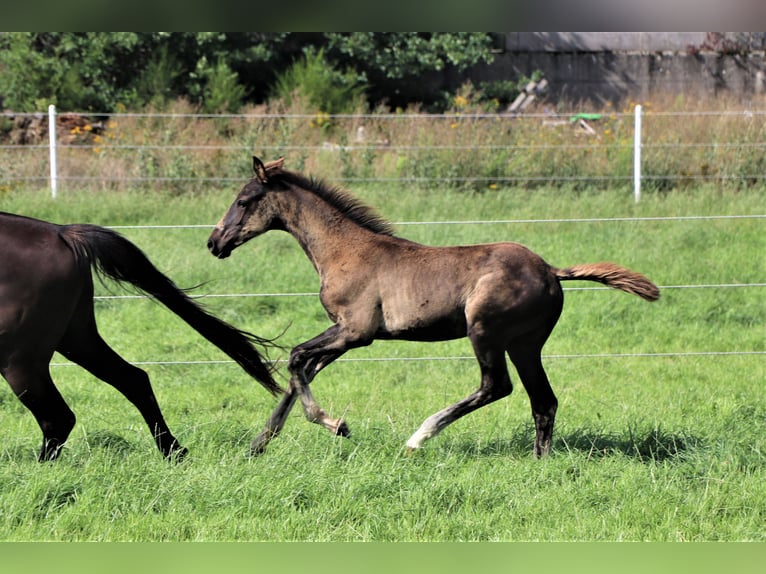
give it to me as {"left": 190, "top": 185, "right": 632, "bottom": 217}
{"left": 134, "top": 45, "right": 184, "bottom": 109}
{"left": 201, "top": 60, "right": 247, "bottom": 114}
{"left": 270, "top": 47, "right": 367, "bottom": 116}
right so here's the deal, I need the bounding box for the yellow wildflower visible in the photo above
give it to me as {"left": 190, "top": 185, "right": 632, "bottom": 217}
{"left": 454, "top": 95, "right": 469, "bottom": 109}
{"left": 310, "top": 111, "right": 331, "bottom": 129}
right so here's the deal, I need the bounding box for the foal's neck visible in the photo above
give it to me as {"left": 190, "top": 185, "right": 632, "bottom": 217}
{"left": 279, "top": 187, "right": 371, "bottom": 272}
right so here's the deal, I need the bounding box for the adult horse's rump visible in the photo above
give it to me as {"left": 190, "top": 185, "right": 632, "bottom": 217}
{"left": 0, "top": 212, "right": 282, "bottom": 462}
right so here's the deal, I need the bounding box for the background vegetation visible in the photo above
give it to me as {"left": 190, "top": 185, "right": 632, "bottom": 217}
{"left": 0, "top": 32, "right": 496, "bottom": 113}
{"left": 4, "top": 33, "right": 765, "bottom": 198}
{"left": 4, "top": 92, "right": 766, "bottom": 198}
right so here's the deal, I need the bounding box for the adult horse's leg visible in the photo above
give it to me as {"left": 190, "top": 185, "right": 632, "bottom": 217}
{"left": 508, "top": 344, "right": 558, "bottom": 458}
{"left": 1, "top": 363, "right": 76, "bottom": 461}
{"left": 405, "top": 334, "right": 513, "bottom": 450}
{"left": 57, "top": 309, "right": 186, "bottom": 460}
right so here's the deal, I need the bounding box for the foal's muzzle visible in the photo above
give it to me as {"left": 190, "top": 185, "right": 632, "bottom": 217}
{"left": 207, "top": 229, "right": 233, "bottom": 259}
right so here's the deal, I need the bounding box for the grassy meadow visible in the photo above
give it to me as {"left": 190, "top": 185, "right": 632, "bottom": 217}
{"left": 0, "top": 183, "right": 763, "bottom": 541}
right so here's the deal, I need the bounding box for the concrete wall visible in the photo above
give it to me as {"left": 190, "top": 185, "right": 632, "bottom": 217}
{"left": 460, "top": 33, "right": 766, "bottom": 106}
{"left": 502, "top": 32, "right": 713, "bottom": 52}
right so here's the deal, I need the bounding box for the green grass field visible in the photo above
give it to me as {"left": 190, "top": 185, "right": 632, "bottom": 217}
{"left": 0, "top": 184, "right": 763, "bottom": 541}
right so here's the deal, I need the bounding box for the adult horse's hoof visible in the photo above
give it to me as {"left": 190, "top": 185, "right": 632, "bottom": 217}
{"left": 167, "top": 444, "right": 189, "bottom": 463}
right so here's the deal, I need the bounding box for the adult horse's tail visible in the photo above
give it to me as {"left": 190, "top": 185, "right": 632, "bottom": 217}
{"left": 555, "top": 262, "right": 660, "bottom": 302}
{"left": 59, "top": 223, "right": 283, "bottom": 396}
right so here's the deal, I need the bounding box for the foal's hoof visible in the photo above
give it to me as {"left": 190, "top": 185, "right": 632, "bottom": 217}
{"left": 334, "top": 420, "right": 351, "bottom": 438}
{"left": 533, "top": 447, "right": 551, "bottom": 459}
{"left": 38, "top": 441, "right": 65, "bottom": 462}
{"left": 250, "top": 430, "right": 276, "bottom": 457}
{"left": 250, "top": 440, "right": 269, "bottom": 457}
{"left": 533, "top": 440, "right": 552, "bottom": 459}
{"left": 404, "top": 446, "right": 422, "bottom": 457}
{"left": 249, "top": 445, "right": 266, "bottom": 457}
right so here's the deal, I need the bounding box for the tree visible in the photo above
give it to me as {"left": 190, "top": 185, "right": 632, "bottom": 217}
{"left": 323, "top": 33, "right": 495, "bottom": 107}
{"left": 0, "top": 33, "right": 159, "bottom": 111}
{"left": 0, "top": 32, "right": 290, "bottom": 112}
{"left": 0, "top": 33, "right": 495, "bottom": 113}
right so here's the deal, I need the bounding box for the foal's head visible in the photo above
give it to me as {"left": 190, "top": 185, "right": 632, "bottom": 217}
{"left": 208, "top": 156, "right": 286, "bottom": 259}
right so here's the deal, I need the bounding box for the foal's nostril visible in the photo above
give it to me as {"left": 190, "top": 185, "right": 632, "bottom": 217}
{"left": 207, "top": 239, "right": 214, "bottom": 251}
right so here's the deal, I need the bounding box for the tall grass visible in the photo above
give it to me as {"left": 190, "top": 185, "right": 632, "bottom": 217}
{"left": 3, "top": 93, "right": 766, "bottom": 195}
{"left": 0, "top": 183, "right": 763, "bottom": 541}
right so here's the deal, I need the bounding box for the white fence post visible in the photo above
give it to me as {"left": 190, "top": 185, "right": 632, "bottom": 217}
{"left": 48, "top": 104, "right": 57, "bottom": 199}
{"left": 634, "top": 104, "right": 642, "bottom": 203}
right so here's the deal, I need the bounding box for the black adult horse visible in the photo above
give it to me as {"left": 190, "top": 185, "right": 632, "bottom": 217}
{"left": 208, "top": 157, "right": 659, "bottom": 457}
{"left": 0, "top": 211, "right": 282, "bottom": 462}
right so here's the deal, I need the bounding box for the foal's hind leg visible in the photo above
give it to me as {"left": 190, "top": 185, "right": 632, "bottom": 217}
{"left": 508, "top": 346, "right": 558, "bottom": 457}
{"left": 406, "top": 338, "right": 512, "bottom": 450}
{"left": 58, "top": 317, "right": 186, "bottom": 460}
{"left": 1, "top": 363, "right": 76, "bottom": 461}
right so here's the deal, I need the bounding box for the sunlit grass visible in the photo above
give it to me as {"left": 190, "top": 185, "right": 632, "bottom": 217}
{"left": 0, "top": 184, "right": 763, "bottom": 541}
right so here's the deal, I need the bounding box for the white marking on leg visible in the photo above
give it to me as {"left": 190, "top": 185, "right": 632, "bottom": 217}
{"left": 405, "top": 415, "right": 441, "bottom": 449}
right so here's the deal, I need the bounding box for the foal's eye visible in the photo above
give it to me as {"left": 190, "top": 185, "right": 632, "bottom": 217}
{"left": 236, "top": 199, "right": 248, "bottom": 208}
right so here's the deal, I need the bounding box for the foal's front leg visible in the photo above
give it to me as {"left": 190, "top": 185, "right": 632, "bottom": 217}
{"left": 289, "top": 329, "right": 353, "bottom": 438}
{"left": 295, "top": 378, "right": 350, "bottom": 437}
{"left": 250, "top": 384, "right": 299, "bottom": 455}
{"left": 251, "top": 324, "right": 358, "bottom": 455}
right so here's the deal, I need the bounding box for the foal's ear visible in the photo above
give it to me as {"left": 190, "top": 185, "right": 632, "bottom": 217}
{"left": 264, "top": 157, "right": 285, "bottom": 174}
{"left": 253, "top": 156, "right": 268, "bottom": 183}
{"left": 252, "top": 156, "right": 284, "bottom": 184}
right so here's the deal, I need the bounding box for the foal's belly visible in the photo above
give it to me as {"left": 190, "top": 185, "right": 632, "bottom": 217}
{"left": 376, "top": 312, "right": 468, "bottom": 342}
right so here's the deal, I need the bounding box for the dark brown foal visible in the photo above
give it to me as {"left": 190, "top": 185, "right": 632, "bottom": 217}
{"left": 208, "top": 157, "right": 659, "bottom": 457}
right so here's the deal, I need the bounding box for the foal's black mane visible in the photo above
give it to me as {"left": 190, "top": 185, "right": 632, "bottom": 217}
{"left": 274, "top": 170, "right": 396, "bottom": 236}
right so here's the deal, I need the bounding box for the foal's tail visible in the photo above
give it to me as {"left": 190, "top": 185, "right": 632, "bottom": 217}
{"left": 59, "top": 223, "right": 283, "bottom": 396}
{"left": 554, "top": 262, "right": 660, "bottom": 302}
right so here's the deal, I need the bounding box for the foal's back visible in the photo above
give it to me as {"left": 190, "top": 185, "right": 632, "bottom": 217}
{"left": 344, "top": 235, "right": 560, "bottom": 342}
